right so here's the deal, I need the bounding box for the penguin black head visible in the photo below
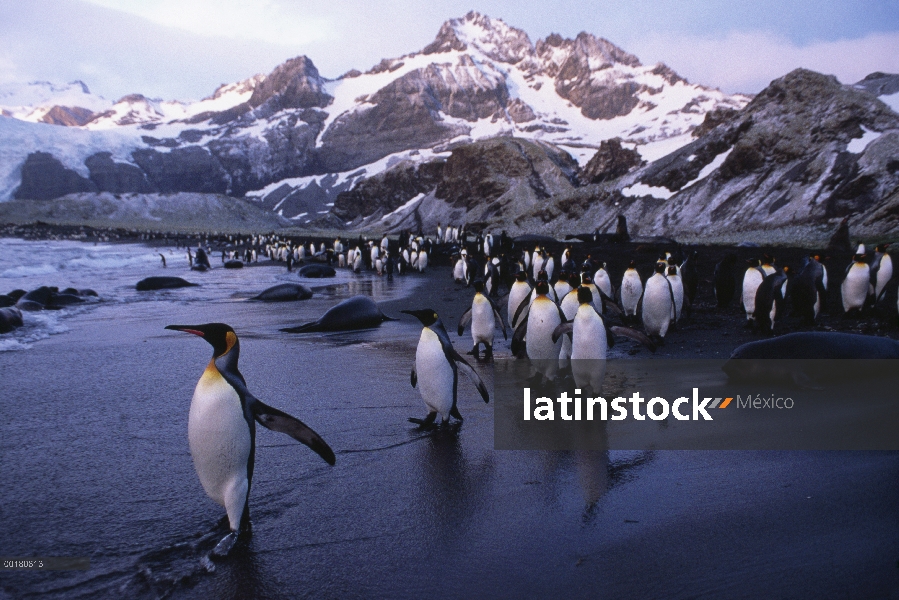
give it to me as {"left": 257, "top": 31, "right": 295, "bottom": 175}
{"left": 628, "top": 259, "right": 637, "bottom": 269}
{"left": 473, "top": 280, "right": 485, "bottom": 293}
{"left": 581, "top": 273, "right": 593, "bottom": 285}
{"left": 515, "top": 271, "right": 528, "bottom": 282}
{"left": 654, "top": 262, "right": 667, "bottom": 274}
{"left": 577, "top": 286, "right": 593, "bottom": 305}
{"left": 535, "top": 281, "right": 550, "bottom": 296}
{"left": 536, "top": 270, "right": 549, "bottom": 282}
{"left": 401, "top": 309, "right": 439, "bottom": 327}
{"left": 166, "top": 323, "right": 236, "bottom": 358}
{"left": 667, "top": 265, "right": 677, "bottom": 276}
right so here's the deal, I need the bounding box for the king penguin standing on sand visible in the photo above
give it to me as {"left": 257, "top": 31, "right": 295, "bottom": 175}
{"left": 402, "top": 309, "right": 489, "bottom": 428}
{"left": 166, "top": 323, "right": 335, "bottom": 558}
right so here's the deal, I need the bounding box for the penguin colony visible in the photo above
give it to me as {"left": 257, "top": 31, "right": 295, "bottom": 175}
{"left": 29, "top": 218, "right": 879, "bottom": 560}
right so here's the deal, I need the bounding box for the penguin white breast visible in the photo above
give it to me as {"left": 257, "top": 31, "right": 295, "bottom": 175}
{"left": 454, "top": 260, "right": 465, "bottom": 280}
{"left": 742, "top": 269, "right": 763, "bottom": 316}
{"left": 471, "top": 296, "right": 496, "bottom": 344}
{"left": 416, "top": 329, "right": 455, "bottom": 419}
{"left": 594, "top": 270, "right": 613, "bottom": 297}
{"left": 877, "top": 256, "right": 893, "bottom": 296}
{"left": 842, "top": 264, "right": 870, "bottom": 311}
{"left": 188, "top": 365, "right": 251, "bottom": 508}
{"left": 643, "top": 275, "right": 672, "bottom": 336}
{"left": 526, "top": 298, "right": 563, "bottom": 360}
{"left": 621, "top": 271, "right": 643, "bottom": 314}
{"left": 571, "top": 305, "right": 607, "bottom": 360}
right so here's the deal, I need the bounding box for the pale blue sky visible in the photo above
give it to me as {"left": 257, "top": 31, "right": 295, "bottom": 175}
{"left": 2, "top": 0, "right": 897, "bottom": 101}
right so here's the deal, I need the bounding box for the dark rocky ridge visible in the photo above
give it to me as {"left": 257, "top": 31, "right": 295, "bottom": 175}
{"left": 325, "top": 68, "right": 899, "bottom": 245}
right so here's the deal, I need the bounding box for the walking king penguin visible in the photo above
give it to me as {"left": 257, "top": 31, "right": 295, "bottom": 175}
{"left": 458, "top": 280, "right": 507, "bottom": 359}
{"left": 401, "top": 309, "right": 489, "bottom": 427}
{"left": 166, "top": 323, "right": 335, "bottom": 558}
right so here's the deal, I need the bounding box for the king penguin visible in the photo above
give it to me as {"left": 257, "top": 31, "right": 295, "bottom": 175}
{"left": 401, "top": 309, "right": 489, "bottom": 427}
{"left": 511, "top": 280, "right": 566, "bottom": 363}
{"left": 742, "top": 259, "right": 765, "bottom": 322}
{"left": 620, "top": 260, "right": 643, "bottom": 318}
{"left": 871, "top": 243, "right": 892, "bottom": 300}
{"left": 642, "top": 262, "right": 675, "bottom": 341}
{"left": 842, "top": 251, "right": 871, "bottom": 313}
{"left": 666, "top": 264, "right": 684, "bottom": 323}
{"left": 166, "top": 323, "right": 335, "bottom": 558}
{"left": 458, "top": 280, "right": 507, "bottom": 359}
{"left": 593, "top": 262, "right": 613, "bottom": 300}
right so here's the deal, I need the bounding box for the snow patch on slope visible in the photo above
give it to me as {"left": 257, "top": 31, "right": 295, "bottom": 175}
{"left": 847, "top": 126, "right": 882, "bottom": 153}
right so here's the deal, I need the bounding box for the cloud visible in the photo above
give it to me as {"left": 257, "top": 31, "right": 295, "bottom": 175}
{"left": 630, "top": 30, "right": 899, "bottom": 94}
{"left": 82, "top": 0, "right": 336, "bottom": 45}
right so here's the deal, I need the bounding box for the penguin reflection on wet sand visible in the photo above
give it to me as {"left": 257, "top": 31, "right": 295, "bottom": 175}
{"left": 402, "top": 309, "right": 489, "bottom": 429}
{"left": 166, "top": 323, "right": 335, "bottom": 558}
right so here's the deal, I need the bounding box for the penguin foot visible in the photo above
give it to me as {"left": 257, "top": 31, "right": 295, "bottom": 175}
{"left": 210, "top": 531, "right": 240, "bottom": 560}
{"left": 408, "top": 412, "right": 438, "bottom": 429}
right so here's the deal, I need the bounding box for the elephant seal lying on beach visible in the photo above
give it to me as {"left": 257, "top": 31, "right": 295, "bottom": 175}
{"left": 297, "top": 264, "right": 336, "bottom": 278}
{"left": 15, "top": 286, "right": 95, "bottom": 310}
{"left": 251, "top": 283, "right": 313, "bottom": 302}
{"left": 0, "top": 307, "right": 23, "bottom": 333}
{"left": 281, "top": 296, "right": 394, "bottom": 332}
{"left": 722, "top": 332, "right": 899, "bottom": 387}
{"left": 136, "top": 276, "right": 198, "bottom": 291}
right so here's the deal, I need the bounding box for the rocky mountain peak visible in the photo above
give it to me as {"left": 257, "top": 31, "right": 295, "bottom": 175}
{"left": 424, "top": 11, "right": 533, "bottom": 64}
{"left": 247, "top": 56, "right": 331, "bottom": 111}
{"left": 205, "top": 74, "right": 265, "bottom": 102}
{"left": 535, "top": 31, "right": 641, "bottom": 78}
{"left": 853, "top": 71, "right": 899, "bottom": 97}
{"left": 743, "top": 68, "right": 898, "bottom": 146}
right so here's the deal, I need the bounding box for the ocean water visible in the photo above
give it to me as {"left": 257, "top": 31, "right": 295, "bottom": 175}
{"left": 2, "top": 238, "right": 898, "bottom": 599}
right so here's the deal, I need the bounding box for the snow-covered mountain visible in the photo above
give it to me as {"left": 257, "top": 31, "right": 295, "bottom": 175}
{"left": 5, "top": 12, "right": 897, "bottom": 242}
{"left": 1, "top": 11, "right": 748, "bottom": 223}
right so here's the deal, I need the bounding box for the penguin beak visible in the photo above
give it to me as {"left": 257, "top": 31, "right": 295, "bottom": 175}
{"left": 165, "top": 325, "right": 205, "bottom": 337}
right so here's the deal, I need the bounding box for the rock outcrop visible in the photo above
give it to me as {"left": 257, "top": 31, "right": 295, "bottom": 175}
{"left": 15, "top": 152, "right": 97, "bottom": 200}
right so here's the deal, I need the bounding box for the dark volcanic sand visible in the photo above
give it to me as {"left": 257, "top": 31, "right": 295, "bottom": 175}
{"left": 2, "top": 242, "right": 899, "bottom": 599}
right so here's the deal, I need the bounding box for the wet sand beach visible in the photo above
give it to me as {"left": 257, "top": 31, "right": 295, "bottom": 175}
{"left": 2, "top": 238, "right": 899, "bottom": 599}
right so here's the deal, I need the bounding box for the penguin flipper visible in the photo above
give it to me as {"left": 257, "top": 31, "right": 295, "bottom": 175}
{"left": 513, "top": 294, "right": 532, "bottom": 327}
{"left": 452, "top": 358, "right": 489, "bottom": 403}
{"left": 610, "top": 326, "right": 657, "bottom": 353}
{"left": 599, "top": 291, "right": 623, "bottom": 317}
{"left": 486, "top": 296, "right": 508, "bottom": 339}
{"left": 411, "top": 364, "right": 417, "bottom": 388}
{"left": 552, "top": 321, "right": 574, "bottom": 344}
{"left": 252, "top": 401, "right": 336, "bottom": 466}
{"left": 511, "top": 318, "right": 528, "bottom": 356}
{"left": 458, "top": 308, "right": 473, "bottom": 336}
{"left": 666, "top": 280, "right": 678, "bottom": 322}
